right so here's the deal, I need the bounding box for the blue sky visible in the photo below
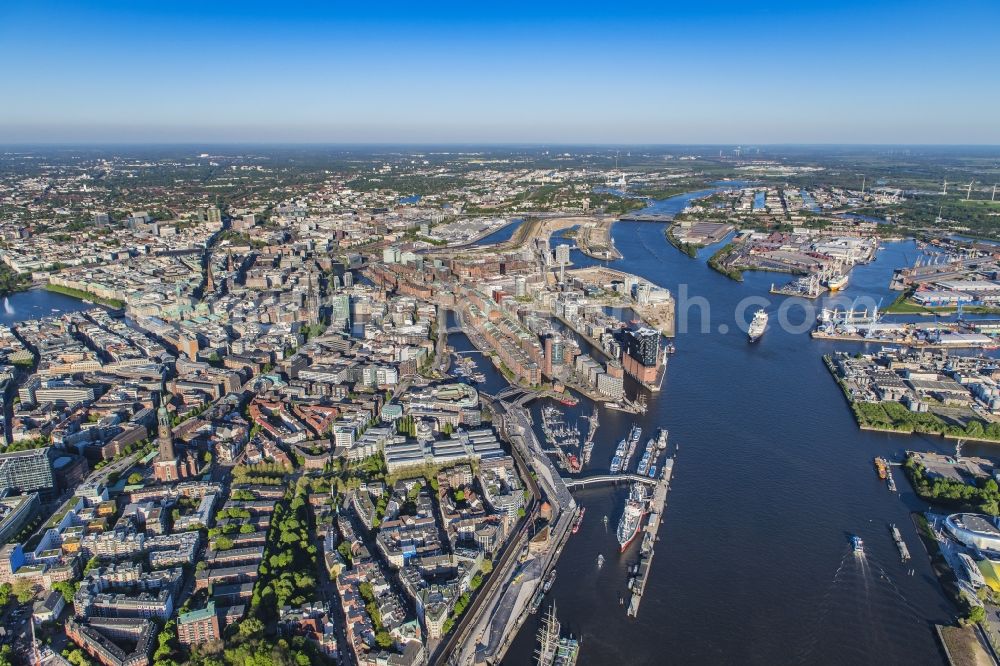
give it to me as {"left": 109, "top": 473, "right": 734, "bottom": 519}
{"left": 1, "top": 0, "right": 998, "bottom": 143}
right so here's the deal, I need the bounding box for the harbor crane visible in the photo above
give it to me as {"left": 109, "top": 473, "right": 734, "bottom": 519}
{"left": 863, "top": 297, "right": 884, "bottom": 340}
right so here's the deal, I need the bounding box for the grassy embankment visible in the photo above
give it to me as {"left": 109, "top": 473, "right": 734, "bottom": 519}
{"left": 44, "top": 282, "right": 125, "bottom": 308}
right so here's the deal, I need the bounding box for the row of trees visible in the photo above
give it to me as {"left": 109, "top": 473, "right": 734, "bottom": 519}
{"left": 251, "top": 482, "right": 319, "bottom": 618}
{"left": 905, "top": 457, "right": 1000, "bottom": 515}
{"left": 0, "top": 436, "right": 50, "bottom": 454}
{"left": 232, "top": 462, "right": 291, "bottom": 486}
{"left": 0, "top": 264, "right": 30, "bottom": 298}
{"left": 854, "top": 401, "right": 1000, "bottom": 441}
{"left": 154, "top": 479, "right": 327, "bottom": 666}
{"left": 358, "top": 582, "right": 394, "bottom": 649}
{"left": 396, "top": 414, "right": 418, "bottom": 437}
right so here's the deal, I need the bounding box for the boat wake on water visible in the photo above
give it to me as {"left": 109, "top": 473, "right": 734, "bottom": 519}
{"left": 792, "top": 547, "right": 928, "bottom": 664}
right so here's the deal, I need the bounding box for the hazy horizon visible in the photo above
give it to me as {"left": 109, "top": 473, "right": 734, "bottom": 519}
{"left": 2, "top": 142, "right": 1000, "bottom": 147}
{"left": 3, "top": 0, "right": 999, "bottom": 144}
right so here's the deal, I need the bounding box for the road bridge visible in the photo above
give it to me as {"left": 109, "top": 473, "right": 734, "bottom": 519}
{"left": 618, "top": 213, "right": 674, "bottom": 222}
{"left": 494, "top": 386, "right": 537, "bottom": 407}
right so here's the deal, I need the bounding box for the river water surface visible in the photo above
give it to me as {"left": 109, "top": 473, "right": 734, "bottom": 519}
{"left": 449, "top": 193, "right": 961, "bottom": 665}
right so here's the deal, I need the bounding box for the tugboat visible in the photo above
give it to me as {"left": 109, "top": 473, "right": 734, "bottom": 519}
{"left": 748, "top": 308, "right": 768, "bottom": 342}
{"left": 851, "top": 535, "right": 865, "bottom": 555}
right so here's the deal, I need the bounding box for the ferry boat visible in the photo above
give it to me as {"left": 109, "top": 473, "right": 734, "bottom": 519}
{"left": 542, "top": 569, "right": 557, "bottom": 594}
{"left": 851, "top": 535, "right": 864, "bottom": 555}
{"left": 628, "top": 424, "right": 642, "bottom": 447}
{"left": 611, "top": 437, "right": 628, "bottom": 473}
{"left": 617, "top": 484, "right": 647, "bottom": 552}
{"left": 572, "top": 507, "right": 585, "bottom": 534}
{"left": 748, "top": 308, "right": 768, "bottom": 342}
{"left": 621, "top": 424, "right": 642, "bottom": 470}
{"left": 637, "top": 451, "right": 652, "bottom": 476}
{"left": 530, "top": 590, "right": 544, "bottom": 614}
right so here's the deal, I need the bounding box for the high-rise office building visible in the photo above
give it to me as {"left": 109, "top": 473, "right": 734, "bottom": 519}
{"left": 0, "top": 447, "right": 55, "bottom": 494}
{"left": 330, "top": 294, "right": 351, "bottom": 332}
{"left": 515, "top": 276, "right": 527, "bottom": 298}
{"left": 206, "top": 206, "right": 222, "bottom": 226}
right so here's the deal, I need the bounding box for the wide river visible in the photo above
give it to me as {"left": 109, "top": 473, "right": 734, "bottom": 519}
{"left": 449, "top": 190, "right": 964, "bottom": 665}
{"left": 2, "top": 196, "right": 963, "bottom": 664}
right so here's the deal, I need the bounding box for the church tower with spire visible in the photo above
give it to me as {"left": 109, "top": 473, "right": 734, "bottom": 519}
{"left": 157, "top": 405, "right": 176, "bottom": 461}
{"left": 153, "top": 403, "right": 184, "bottom": 483}
{"left": 205, "top": 259, "right": 215, "bottom": 294}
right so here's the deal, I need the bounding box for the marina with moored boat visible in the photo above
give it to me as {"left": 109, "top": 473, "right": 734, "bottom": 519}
{"left": 625, "top": 452, "right": 676, "bottom": 618}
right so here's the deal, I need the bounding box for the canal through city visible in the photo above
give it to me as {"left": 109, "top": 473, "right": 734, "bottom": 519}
{"left": 449, "top": 190, "right": 960, "bottom": 665}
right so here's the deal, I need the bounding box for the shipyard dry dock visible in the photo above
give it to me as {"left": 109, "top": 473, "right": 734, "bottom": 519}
{"left": 627, "top": 455, "right": 675, "bottom": 617}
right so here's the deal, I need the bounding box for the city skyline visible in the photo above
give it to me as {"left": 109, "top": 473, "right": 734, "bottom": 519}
{"left": 2, "top": 0, "right": 1000, "bottom": 144}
